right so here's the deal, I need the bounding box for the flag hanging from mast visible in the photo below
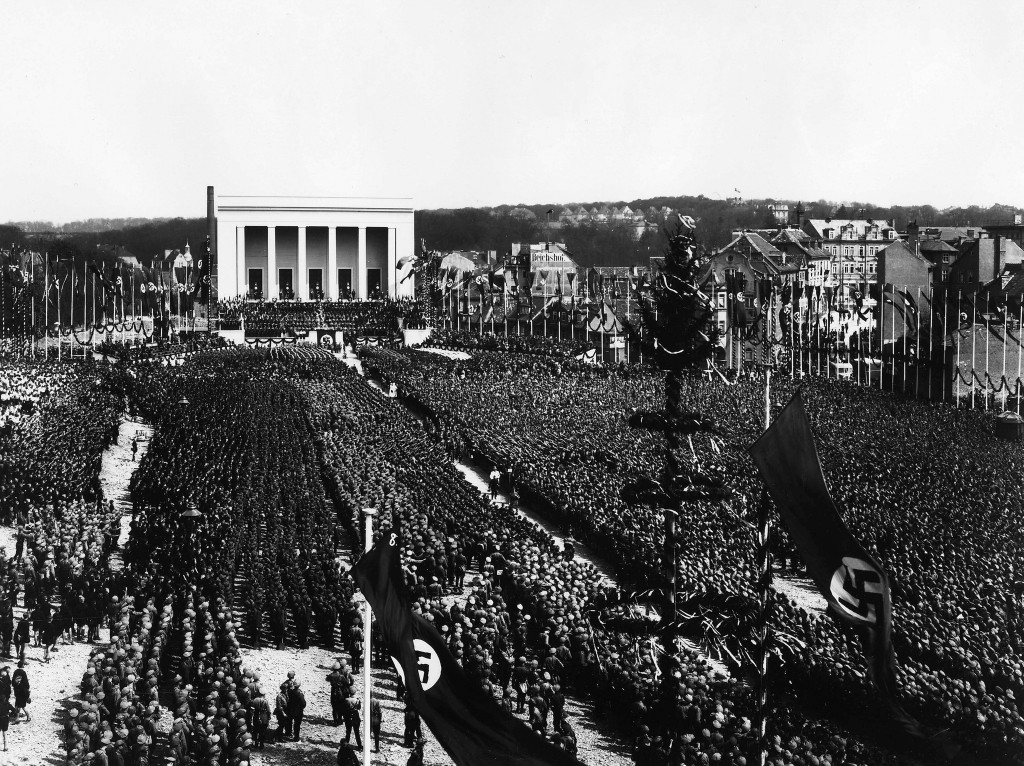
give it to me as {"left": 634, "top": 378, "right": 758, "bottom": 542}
{"left": 749, "top": 392, "right": 959, "bottom": 759}
{"left": 749, "top": 392, "right": 892, "bottom": 643}
{"left": 352, "top": 534, "right": 581, "bottom": 766}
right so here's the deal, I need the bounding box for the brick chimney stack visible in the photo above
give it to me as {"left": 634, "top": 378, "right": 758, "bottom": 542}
{"left": 993, "top": 234, "right": 1002, "bottom": 282}
{"left": 907, "top": 220, "right": 920, "bottom": 254}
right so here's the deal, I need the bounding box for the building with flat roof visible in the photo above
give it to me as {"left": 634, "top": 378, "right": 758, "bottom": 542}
{"left": 213, "top": 191, "right": 415, "bottom": 300}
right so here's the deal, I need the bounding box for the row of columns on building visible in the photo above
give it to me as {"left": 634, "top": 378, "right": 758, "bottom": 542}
{"left": 235, "top": 225, "right": 397, "bottom": 300}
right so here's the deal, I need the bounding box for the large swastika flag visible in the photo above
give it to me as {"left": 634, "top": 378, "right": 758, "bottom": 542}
{"left": 749, "top": 392, "right": 959, "bottom": 759}
{"left": 353, "top": 533, "right": 582, "bottom": 766}
{"left": 749, "top": 392, "right": 893, "bottom": 641}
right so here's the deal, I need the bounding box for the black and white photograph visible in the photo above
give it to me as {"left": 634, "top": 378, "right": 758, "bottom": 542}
{"left": 1, "top": 2, "right": 1023, "bottom": 765}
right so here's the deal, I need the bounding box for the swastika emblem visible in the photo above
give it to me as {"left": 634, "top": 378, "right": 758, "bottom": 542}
{"left": 391, "top": 638, "right": 442, "bottom": 691}
{"left": 829, "top": 556, "right": 885, "bottom": 624}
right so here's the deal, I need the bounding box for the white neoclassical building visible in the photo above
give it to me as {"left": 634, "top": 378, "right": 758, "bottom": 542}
{"left": 213, "top": 193, "right": 415, "bottom": 300}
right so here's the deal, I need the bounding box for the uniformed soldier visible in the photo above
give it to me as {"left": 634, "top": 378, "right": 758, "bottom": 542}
{"left": 343, "top": 694, "right": 361, "bottom": 747}
{"left": 403, "top": 705, "right": 422, "bottom": 747}
{"left": 551, "top": 684, "right": 566, "bottom": 732}
{"left": 327, "top": 663, "right": 347, "bottom": 725}
{"left": 370, "top": 696, "right": 382, "bottom": 752}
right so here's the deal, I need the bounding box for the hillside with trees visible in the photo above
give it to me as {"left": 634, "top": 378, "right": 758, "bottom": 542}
{"left": 415, "top": 197, "right": 1021, "bottom": 265}
{"left": 3, "top": 198, "right": 1019, "bottom": 267}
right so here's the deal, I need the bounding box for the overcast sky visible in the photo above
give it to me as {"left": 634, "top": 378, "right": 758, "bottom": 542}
{"left": 1, "top": 0, "right": 1021, "bottom": 223}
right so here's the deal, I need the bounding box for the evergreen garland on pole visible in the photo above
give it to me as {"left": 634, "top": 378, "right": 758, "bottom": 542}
{"left": 621, "top": 217, "right": 730, "bottom": 658}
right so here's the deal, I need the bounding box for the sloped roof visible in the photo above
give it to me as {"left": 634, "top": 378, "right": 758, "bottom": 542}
{"left": 736, "top": 232, "right": 783, "bottom": 259}
{"left": 1002, "top": 269, "right": 1024, "bottom": 298}
{"left": 922, "top": 226, "right": 985, "bottom": 242}
{"left": 509, "top": 206, "right": 537, "bottom": 220}
{"left": 439, "top": 251, "right": 483, "bottom": 273}
{"left": 878, "top": 239, "right": 934, "bottom": 268}
{"left": 772, "top": 228, "right": 812, "bottom": 244}
{"left": 918, "top": 240, "right": 958, "bottom": 253}
{"left": 770, "top": 228, "right": 829, "bottom": 261}
{"left": 803, "top": 246, "right": 832, "bottom": 261}
{"left": 711, "top": 233, "right": 790, "bottom": 276}
{"left": 805, "top": 218, "right": 895, "bottom": 238}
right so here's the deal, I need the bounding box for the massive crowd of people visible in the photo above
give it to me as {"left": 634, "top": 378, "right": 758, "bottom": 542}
{"left": 293, "top": 351, "right": 910, "bottom": 766}
{"left": 422, "top": 329, "right": 595, "bottom": 359}
{"left": 0, "top": 362, "right": 133, "bottom": 760}
{"left": 215, "top": 298, "right": 416, "bottom": 338}
{"left": 0, "top": 329, "right": 1020, "bottom": 764}
{"left": 0, "top": 362, "right": 122, "bottom": 524}
{"left": 361, "top": 341, "right": 1024, "bottom": 763}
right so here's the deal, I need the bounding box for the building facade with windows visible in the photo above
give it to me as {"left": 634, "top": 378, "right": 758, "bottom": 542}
{"left": 214, "top": 193, "right": 415, "bottom": 301}
{"left": 700, "top": 232, "right": 802, "bottom": 334}
{"left": 802, "top": 218, "right": 895, "bottom": 308}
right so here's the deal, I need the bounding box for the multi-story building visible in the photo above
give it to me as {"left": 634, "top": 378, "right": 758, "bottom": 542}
{"left": 699, "top": 232, "right": 802, "bottom": 336}
{"left": 876, "top": 240, "right": 933, "bottom": 291}
{"left": 508, "top": 242, "right": 579, "bottom": 296}
{"left": 947, "top": 235, "right": 1024, "bottom": 293}
{"left": 769, "top": 203, "right": 790, "bottom": 224}
{"left": 558, "top": 203, "right": 653, "bottom": 239}
{"left": 983, "top": 214, "right": 1024, "bottom": 250}
{"left": 802, "top": 218, "right": 896, "bottom": 308}
{"left": 769, "top": 229, "right": 831, "bottom": 288}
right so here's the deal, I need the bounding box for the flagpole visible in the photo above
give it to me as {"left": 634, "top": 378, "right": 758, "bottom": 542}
{"left": 956, "top": 289, "right": 962, "bottom": 406}
{"left": 626, "top": 281, "right": 631, "bottom": 364}
{"left": 984, "top": 291, "right": 990, "bottom": 411}
{"left": 971, "top": 289, "right": 977, "bottom": 407}
{"left": 942, "top": 286, "right": 948, "bottom": 404}
{"left": 901, "top": 284, "right": 907, "bottom": 396}
{"left": 755, "top": 278, "right": 774, "bottom": 766}
{"left": 361, "top": 507, "right": 377, "bottom": 766}
{"left": 889, "top": 284, "right": 895, "bottom": 394}
{"left": 70, "top": 261, "right": 75, "bottom": 358}
{"left": 31, "top": 254, "right": 36, "bottom": 361}
{"left": 1018, "top": 298, "right": 1023, "bottom": 416}
{"left": 1001, "top": 292, "right": 1008, "bottom": 410}
{"left": 43, "top": 250, "right": 49, "bottom": 358}
{"left": 56, "top": 259, "right": 61, "bottom": 362}
{"left": 925, "top": 286, "right": 932, "bottom": 402}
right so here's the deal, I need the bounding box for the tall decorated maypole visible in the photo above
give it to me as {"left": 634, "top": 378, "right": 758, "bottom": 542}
{"left": 620, "top": 217, "right": 732, "bottom": 706}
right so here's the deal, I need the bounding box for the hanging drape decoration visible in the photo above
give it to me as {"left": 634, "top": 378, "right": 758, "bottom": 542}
{"left": 72, "top": 327, "right": 95, "bottom": 346}
{"left": 244, "top": 337, "right": 298, "bottom": 347}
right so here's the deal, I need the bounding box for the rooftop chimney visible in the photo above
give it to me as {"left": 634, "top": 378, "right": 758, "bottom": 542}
{"left": 907, "top": 220, "right": 920, "bottom": 254}
{"left": 993, "top": 234, "right": 1002, "bottom": 282}
{"left": 207, "top": 186, "right": 216, "bottom": 299}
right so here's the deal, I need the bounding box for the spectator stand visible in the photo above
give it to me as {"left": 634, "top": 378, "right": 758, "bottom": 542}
{"left": 214, "top": 298, "right": 416, "bottom": 352}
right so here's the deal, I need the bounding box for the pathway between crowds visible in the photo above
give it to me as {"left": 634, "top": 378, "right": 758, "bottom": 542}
{"left": 241, "top": 355, "right": 633, "bottom": 765}
{"left": 0, "top": 415, "right": 149, "bottom": 766}
{"left": 269, "top": 353, "right": 818, "bottom": 766}
{"left": 99, "top": 418, "right": 153, "bottom": 567}
{"left": 416, "top": 347, "right": 471, "bottom": 361}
